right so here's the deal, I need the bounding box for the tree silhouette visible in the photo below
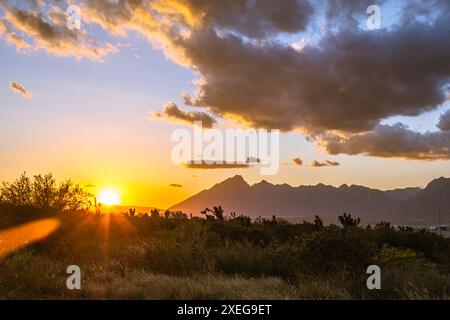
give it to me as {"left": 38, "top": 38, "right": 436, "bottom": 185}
{"left": 375, "top": 221, "right": 391, "bottom": 229}
{"left": 229, "top": 211, "right": 252, "bottom": 226}
{"left": 338, "top": 213, "right": 360, "bottom": 229}
{"left": 151, "top": 209, "right": 160, "bottom": 218}
{"left": 314, "top": 215, "right": 324, "bottom": 230}
{"left": 0, "top": 172, "right": 91, "bottom": 211}
{"left": 212, "top": 206, "right": 224, "bottom": 221}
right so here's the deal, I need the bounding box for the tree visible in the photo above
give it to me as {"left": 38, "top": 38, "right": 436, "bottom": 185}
{"left": 375, "top": 221, "right": 391, "bottom": 230}
{"left": 229, "top": 212, "right": 252, "bottom": 226}
{"left": 338, "top": 213, "right": 360, "bottom": 229}
{"left": 314, "top": 215, "right": 324, "bottom": 230}
{"left": 32, "top": 174, "right": 56, "bottom": 210}
{"left": 151, "top": 209, "right": 160, "bottom": 218}
{"left": 0, "top": 173, "right": 32, "bottom": 206}
{"left": 212, "top": 206, "right": 224, "bottom": 221}
{"left": 0, "top": 173, "right": 92, "bottom": 211}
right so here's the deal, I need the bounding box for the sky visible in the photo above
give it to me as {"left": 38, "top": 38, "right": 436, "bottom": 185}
{"left": 0, "top": 0, "right": 449, "bottom": 208}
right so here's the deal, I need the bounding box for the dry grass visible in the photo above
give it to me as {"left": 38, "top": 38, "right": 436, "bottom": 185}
{"left": 80, "top": 272, "right": 350, "bottom": 300}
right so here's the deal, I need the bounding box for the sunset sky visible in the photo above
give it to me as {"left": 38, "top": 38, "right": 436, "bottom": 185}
{"left": 1, "top": 0, "right": 449, "bottom": 208}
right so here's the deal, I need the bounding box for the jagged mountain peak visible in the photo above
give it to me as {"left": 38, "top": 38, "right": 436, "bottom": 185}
{"left": 253, "top": 179, "right": 272, "bottom": 187}
{"left": 216, "top": 175, "right": 249, "bottom": 187}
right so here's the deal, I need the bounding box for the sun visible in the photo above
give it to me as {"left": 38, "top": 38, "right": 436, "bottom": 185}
{"left": 97, "top": 188, "right": 121, "bottom": 206}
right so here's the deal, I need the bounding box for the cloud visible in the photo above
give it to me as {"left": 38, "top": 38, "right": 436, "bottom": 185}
{"left": 311, "top": 160, "right": 340, "bottom": 168}
{"left": 2, "top": 1, "right": 450, "bottom": 161}
{"left": 169, "top": 184, "right": 183, "bottom": 188}
{"left": 184, "top": 160, "right": 250, "bottom": 169}
{"left": 10, "top": 81, "right": 32, "bottom": 99}
{"left": 181, "top": 18, "right": 450, "bottom": 134}
{"left": 437, "top": 110, "right": 450, "bottom": 131}
{"left": 154, "top": 102, "right": 216, "bottom": 128}
{"left": 0, "top": 3, "right": 118, "bottom": 61}
{"left": 180, "top": 0, "right": 314, "bottom": 39}
{"left": 3, "top": 2, "right": 449, "bottom": 132}
{"left": 0, "top": 19, "right": 32, "bottom": 50}
{"left": 81, "top": 0, "right": 313, "bottom": 38}
{"left": 321, "top": 123, "right": 450, "bottom": 160}
{"left": 293, "top": 157, "right": 303, "bottom": 166}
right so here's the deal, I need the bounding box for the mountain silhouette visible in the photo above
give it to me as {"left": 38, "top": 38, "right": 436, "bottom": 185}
{"left": 170, "top": 175, "right": 450, "bottom": 224}
{"left": 385, "top": 177, "right": 450, "bottom": 223}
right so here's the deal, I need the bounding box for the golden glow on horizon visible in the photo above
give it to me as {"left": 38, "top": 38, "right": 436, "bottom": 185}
{"left": 98, "top": 188, "right": 121, "bottom": 206}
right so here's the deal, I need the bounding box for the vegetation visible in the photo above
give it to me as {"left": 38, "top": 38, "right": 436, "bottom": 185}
{"left": 0, "top": 173, "right": 91, "bottom": 212}
{"left": 0, "top": 174, "right": 449, "bottom": 300}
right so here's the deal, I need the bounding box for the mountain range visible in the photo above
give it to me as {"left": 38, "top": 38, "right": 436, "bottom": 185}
{"left": 170, "top": 175, "right": 450, "bottom": 224}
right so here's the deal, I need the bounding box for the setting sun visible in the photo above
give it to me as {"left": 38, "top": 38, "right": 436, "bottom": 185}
{"left": 97, "top": 188, "right": 121, "bottom": 206}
